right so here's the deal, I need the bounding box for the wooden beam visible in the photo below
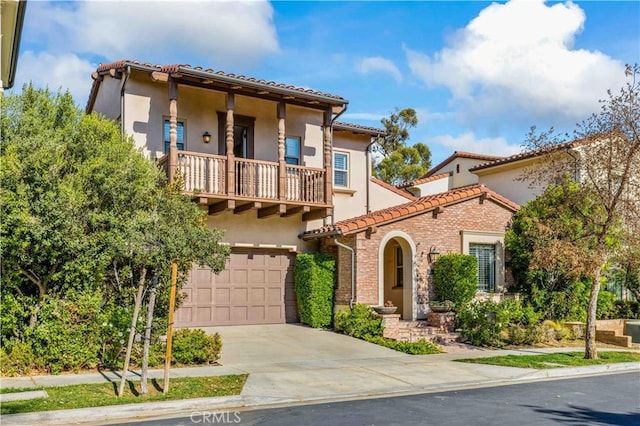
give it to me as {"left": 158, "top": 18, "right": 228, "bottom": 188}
{"left": 258, "top": 204, "right": 286, "bottom": 219}
{"left": 193, "top": 196, "right": 209, "bottom": 205}
{"left": 208, "top": 200, "right": 235, "bottom": 216}
{"left": 234, "top": 202, "right": 261, "bottom": 215}
{"left": 281, "top": 205, "right": 310, "bottom": 218}
{"left": 151, "top": 71, "right": 169, "bottom": 82}
{"left": 432, "top": 206, "right": 444, "bottom": 219}
{"left": 302, "top": 207, "right": 332, "bottom": 222}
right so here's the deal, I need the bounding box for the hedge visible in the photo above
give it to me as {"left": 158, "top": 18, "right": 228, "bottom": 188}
{"left": 294, "top": 253, "right": 335, "bottom": 328}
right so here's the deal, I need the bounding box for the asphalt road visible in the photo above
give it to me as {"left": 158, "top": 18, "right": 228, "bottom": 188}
{"left": 122, "top": 372, "right": 640, "bottom": 426}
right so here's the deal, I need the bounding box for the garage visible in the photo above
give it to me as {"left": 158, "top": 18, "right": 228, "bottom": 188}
{"left": 176, "top": 249, "right": 298, "bottom": 327}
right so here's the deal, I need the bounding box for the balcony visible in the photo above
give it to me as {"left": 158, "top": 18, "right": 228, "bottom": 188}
{"left": 159, "top": 151, "right": 331, "bottom": 221}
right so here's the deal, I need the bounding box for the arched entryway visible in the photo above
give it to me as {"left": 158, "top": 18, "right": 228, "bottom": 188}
{"left": 378, "top": 231, "right": 416, "bottom": 320}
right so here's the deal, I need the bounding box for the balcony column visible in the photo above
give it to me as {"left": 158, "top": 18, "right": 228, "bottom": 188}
{"left": 168, "top": 82, "right": 179, "bottom": 184}
{"left": 323, "top": 109, "right": 333, "bottom": 204}
{"left": 277, "top": 102, "right": 286, "bottom": 200}
{"left": 225, "top": 93, "right": 235, "bottom": 196}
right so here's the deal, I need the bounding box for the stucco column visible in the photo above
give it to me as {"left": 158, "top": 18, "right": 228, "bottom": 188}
{"left": 226, "top": 93, "right": 235, "bottom": 196}
{"left": 278, "top": 102, "right": 286, "bottom": 200}
{"left": 168, "top": 82, "right": 178, "bottom": 184}
{"left": 323, "top": 109, "right": 333, "bottom": 204}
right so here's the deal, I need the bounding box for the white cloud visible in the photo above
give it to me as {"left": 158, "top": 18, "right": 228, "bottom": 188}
{"left": 406, "top": 0, "right": 627, "bottom": 126}
{"left": 356, "top": 57, "right": 402, "bottom": 82}
{"left": 428, "top": 132, "right": 522, "bottom": 157}
{"left": 12, "top": 51, "right": 96, "bottom": 105}
{"left": 25, "top": 0, "right": 279, "bottom": 68}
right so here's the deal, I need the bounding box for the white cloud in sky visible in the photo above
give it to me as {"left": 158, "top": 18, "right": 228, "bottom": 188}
{"left": 406, "top": 0, "right": 627, "bottom": 126}
{"left": 13, "top": 51, "right": 96, "bottom": 105}
{"left": 428, "top": 132, "right": 522, "bottom": 158}
{"left": 26, "top": 0, "right": 278, "bottom": 68}
{"left": 356, "top": 57, "right": 402, "bottom": 82}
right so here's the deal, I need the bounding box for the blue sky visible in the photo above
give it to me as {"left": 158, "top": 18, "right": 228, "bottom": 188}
{"left": 12, "top": 0, "right": 640, "bottom": 164}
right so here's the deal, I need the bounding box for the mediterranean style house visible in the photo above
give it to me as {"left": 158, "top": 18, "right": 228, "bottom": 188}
{"left": 87, "top": 60, "right": 411, "bottom": 326}
{"left": 87, "top": 59, "right": 531, "bottom": 326}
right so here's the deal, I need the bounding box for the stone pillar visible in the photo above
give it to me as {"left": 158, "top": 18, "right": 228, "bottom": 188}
{"left": 225, "top": 93, "right": 235, "bottom": 196}
{"left": 381, "top": 313, "right": 400, "bottom": 340}
{"left": 167, "top": 82, "right": 178, "bottom": 184}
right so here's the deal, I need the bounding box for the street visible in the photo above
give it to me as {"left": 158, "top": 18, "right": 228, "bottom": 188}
{"left": 121, "top": 372, "right": 640, "bottom": 425}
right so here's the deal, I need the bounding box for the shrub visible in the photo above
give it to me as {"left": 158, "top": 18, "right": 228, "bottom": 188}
{"left": 596, "top": 290, "right": 617, "bottom": 319}
{"left": 0, "top": 341, "right": 36, "bottom": 376}
{"left": 457, "top": 298, "right": 543, "bottom": 347}
{"left": 432, "top": 254, "right": 478, "bottom": 308}
{"left": 172, "top": 329, "right": 222, "bottom": 365}
{"left": 364, "top": 336, "right": 442, "bottom": 354}
{"left": 295, "top": 253, "right": 335, "bottom": 328}
{"left": 334, "top": 304, "right": 383, "bottom": 339}
{"left": 613, "top": 300, "right": 640, "bottom": 319}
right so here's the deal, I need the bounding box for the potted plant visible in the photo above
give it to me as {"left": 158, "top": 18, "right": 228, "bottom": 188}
{"left": 373, "top": 300, "right": 398, "bottom": 314}
{"left": 429, "top": 300, "right": 454, "bottom": 313}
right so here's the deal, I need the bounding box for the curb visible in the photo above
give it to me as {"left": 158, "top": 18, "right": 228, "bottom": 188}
{"left": 2, "top": 363, "right": 638, "bottom": 426}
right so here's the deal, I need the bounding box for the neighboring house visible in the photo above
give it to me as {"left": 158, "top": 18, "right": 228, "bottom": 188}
{"left": 86, "top": 60, "right": 406, "bottom": 327}
{"left": 0, "top": 0, "right": 27, "bottom": 93}
{"left": 397, "top": 151, "right": 504, "bottom": 198}
{"left": 302, "top": 184, "right": 519, "bottom": 320}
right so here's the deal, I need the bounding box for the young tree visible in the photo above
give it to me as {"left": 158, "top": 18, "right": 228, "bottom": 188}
{"left": 372, "top": 108, "right": 432, "bottom": 184}
{"left": 520, "top": 64, "right": 640, "bottom": 359}
{"left": 1, "top": 85, "right": 230, "bottom": 381}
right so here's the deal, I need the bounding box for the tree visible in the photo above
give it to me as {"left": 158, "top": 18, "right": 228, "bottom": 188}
{"left": 520, "top": 64, "right": 640, "bottom": 359}
{"left": 1, "top": 85, "right": 230, "bottom": 381}
{"left": 373, "top": 108, "right": 432, "bottom": 185}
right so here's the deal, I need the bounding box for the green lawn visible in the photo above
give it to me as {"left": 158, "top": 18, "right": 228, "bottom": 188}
{"left": 1, "top": 374, "right": 247, "bottom": 415}
{"left": 456, "top": 351, "right": 640, "bottom": 369}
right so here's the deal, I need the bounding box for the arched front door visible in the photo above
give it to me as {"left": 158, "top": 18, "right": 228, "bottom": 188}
{"left": 378, "top": 232, "right": 416, "bottom": 320}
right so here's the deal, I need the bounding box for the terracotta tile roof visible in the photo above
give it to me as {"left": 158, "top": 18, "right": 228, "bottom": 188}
{"left": 302, "top": 184, "right": 519, "bottom": 238}
{"left": 87, "top": 59, "right": 347, "bottom": 113}
{"left": 396, "top": 172, "right": 452, "bottom": 189}
{"left": 469, "top": 140, "right": 583, "bottom": 172}
{"left": 423, "top": 151, "right": 505, "bottom": 178}
{"left": 334, "top": 122, "right": 385, "bottom": 136}
{"left": 371, "top": 177, "right": 416, "bottom": 200}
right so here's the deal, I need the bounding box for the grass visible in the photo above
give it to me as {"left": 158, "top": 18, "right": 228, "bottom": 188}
{"left": 364, "top": 335, "right": 443, "bottom": 354}
{"left": 0, "top": 374, "right": 247, "bottom": 415}
{"left": 456, "top": 351, "right": 640, "bottom": 369}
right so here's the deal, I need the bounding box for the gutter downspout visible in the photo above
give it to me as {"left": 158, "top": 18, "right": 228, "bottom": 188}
{"left": 119, "top": 66, "right": 131, "bottom": 140}
{"left": 328, "top": 105, "right": 357, "bottom": 309}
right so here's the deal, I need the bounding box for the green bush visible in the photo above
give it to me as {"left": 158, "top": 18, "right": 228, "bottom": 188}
{"left": 457, "top": 299, "right": 542, "bottom": 347}
{"left": 171, "top": 329, "right": 222, "bottom": 365}
{"left": 432, "top": 254, "right": 478, "bottom": 308}
{"left": 0, "top": 341, "right": 36, "bottom": 376}
{"left": 295, "top": 253, "right": 335, "bottom": 328}
{"left": 614, "top": 300, "right": 640, "bottom": 319}
{"left": 334, "top": 304, "right": 383, "bottom": 339}
{"left": 596, "top": 290, "right": 617, "bottom": 319}
{"left": 364, "top": 336, "right": 442, "bottom": 354}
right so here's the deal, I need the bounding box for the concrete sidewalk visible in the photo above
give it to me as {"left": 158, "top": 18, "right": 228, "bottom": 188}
{"left": 1, "top": 326, "right": 638, "bottom": 425}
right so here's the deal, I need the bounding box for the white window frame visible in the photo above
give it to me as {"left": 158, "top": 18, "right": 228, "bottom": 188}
{"left": 460, "top": 230, "right": 505, "bottom": 293}
{"left": 333, "top": 151, "right": 349, "bottom": 188}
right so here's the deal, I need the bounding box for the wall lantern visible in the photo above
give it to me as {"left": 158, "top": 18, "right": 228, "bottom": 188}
{"left": 428, "top": 246, "right": 441, "bottom": 263}
{"left": 202, "top": 131, "right": 212, "bottom": 144}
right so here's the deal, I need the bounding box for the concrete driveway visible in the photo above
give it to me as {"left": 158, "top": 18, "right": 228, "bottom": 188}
{"left": 207, "top": 324, "right": 406, "bottom": 369}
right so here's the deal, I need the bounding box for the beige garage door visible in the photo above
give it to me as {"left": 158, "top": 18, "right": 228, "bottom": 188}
{"left": 176, "top": 249, "right": 298, "bottom": 327}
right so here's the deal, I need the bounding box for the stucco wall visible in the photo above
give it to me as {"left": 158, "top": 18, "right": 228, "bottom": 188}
{"left": 91, "top": 76, "right": 122, "bottom": 121}
{"left": 476, "top": 166, "right": 545, "bottom": 206}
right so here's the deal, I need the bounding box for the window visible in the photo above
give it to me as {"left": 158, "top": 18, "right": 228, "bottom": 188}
{"left": 285, "top": 137, "right": 301, "bottom": 165}
{"left": 334, "top": 152, "right": 349, "bottom": 187}
{"left": 469, "top": 244, "right": 495, "bottom": 292}
{"left": 395, "top": 246, "right": 403, "bottom": 287}
{"left": 164, "top": 119, "right": 185, "bottom": 153}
